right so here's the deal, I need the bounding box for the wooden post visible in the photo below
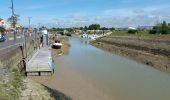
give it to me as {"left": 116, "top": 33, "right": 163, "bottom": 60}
{"left": 19, "top": 45, "right": 26, "bottom": 73}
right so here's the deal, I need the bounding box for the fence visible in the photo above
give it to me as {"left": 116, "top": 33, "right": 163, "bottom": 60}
{"left": 0, "top": 33, "right": 42, "bottom": 72}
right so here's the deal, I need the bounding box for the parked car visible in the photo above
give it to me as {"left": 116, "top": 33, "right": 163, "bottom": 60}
{"left": 0, "top": 34, "right": 6, "bottom": 42}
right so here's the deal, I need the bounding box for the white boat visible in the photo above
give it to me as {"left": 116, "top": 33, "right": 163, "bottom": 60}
{"left": 81, "top": 34, "right": 88, "bottom": 38}
{"left": 89, "top": 35, "right": 96, "bottom": 40}
{"left": 52, "top": 40, "right": 62, "bottom": 49}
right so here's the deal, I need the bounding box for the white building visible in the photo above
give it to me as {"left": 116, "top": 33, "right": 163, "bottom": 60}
{"left": 0, "top": 18, "right": 5, "bottom": 27}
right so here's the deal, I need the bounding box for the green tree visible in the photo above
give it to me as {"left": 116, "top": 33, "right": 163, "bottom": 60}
{"left": 84, "top": 26, "right": 88, "bottom": 30}
{"left": 149, "top": 21, "right": 169, "bottom": 34}
{"left": 88, "top": 24, "right": 100, "bottom": 30}
{"left": 110, "top": 27, "right": 115, "bottom": 31}
{"left": 100, "top": 27, "right": 108, "bottom": 30}
{"left": 7, "top": 14, "right": 19, "bottom": 28}
{"left": 0, "top": 27, "right": 6, "bottom": 35}
{"left": 128, "top": 29, "right": 138, "bottom": 34}
{"left": 80, "top": 27, "right": 83, "bottom": 30}
{"left": 161, "top": 21, "right": 169, "bottom": 34}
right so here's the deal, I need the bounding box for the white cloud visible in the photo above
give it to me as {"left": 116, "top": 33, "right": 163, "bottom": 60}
{"left": 35, "top": 3, "right": 170, "bottom": 28}
{"left": 104, "top": 3, "right": 170, "bottom": 17}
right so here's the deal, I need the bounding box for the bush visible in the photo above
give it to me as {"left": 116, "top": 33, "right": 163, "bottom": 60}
{"left": 161, "top": 28, "right": 169, "bottom": 34}
{"left": 128, "top": 29, "right": 138, "bottom": 34}
{"left": 149, "top": 29, "right": 157, "bottom": 34}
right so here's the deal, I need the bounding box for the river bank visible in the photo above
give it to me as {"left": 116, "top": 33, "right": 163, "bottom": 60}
{"left": 0, "top": 35, "right": 73, "bottom": 99}
{"left": 91, "top": 35, "right": 170, "bottom": 73}
{"left": 22, "top": 36, "right": 72, "bottom": 100}
{"left": 20, "top": 78, "right": 72, "bottom": 100}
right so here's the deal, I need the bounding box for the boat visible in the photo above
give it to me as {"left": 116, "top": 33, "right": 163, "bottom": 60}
{"left": 66, "top": 33, "right": 72, "bottom": 37}
{"left": 52, "top": 40, "right": 62, "bottom": 49}
{"left": 81, "top": 34, "right": 88, "bottom": 38}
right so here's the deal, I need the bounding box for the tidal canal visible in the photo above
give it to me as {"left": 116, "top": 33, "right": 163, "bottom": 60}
{"left": 59, "top": 37, "right": 170, "bottom": 100}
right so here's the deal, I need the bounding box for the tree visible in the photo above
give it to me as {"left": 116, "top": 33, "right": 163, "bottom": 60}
{"left": 100, "top": 27, "right": 108, "bottom": 30}
{"left": 80, "top": 27, "right": 83, "bottom": 30}
{"left": 7, "top": 14, "right": 19, "bottom": 28}
{"left": 161, "top": 21, "right": 169, "bottom": 34}
{"left": 128, "top": 29, "right": 138, "bottom": 34}
{"left": 84, "top": 26, "right": 88, "bottom": 30}
{"left": 0, "top": 27, "right": 6, "bottom": 35}
{"left": 110, "top": 27, "right": 115, "bottom": 31}
{"left": 149, "top": 29, "right": 157, "bottom": 34}
{"left": 149, "top": 21, "right": 169, "bottom": 34}
{"left": 88, "top": 24, "right": 100, "bottom": 30}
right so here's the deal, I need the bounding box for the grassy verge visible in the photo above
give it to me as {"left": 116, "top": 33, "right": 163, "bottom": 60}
{"left": 0, "top": 68, "right": 24, "bottom": 100}
{"left": 112, "top": 31, "right": 170, "bottom": 38}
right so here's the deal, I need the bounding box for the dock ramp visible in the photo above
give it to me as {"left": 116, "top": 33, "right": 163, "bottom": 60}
{"left": 26, "top": 47, "right": 53, "bottom": 76}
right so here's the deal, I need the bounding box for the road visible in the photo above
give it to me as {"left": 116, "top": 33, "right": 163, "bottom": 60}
{"left": 0, "top": 33, "right": 40, "bottom": 50}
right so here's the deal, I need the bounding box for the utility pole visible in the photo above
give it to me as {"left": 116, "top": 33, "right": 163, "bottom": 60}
{"left": 38, "top": 23, "right": 41, "bottom": 30}
{"left": 11, "top": 0, "right": 16, "bottom": 40}
{"left": 28, "top": 17, "right": 31, "bottom": 29}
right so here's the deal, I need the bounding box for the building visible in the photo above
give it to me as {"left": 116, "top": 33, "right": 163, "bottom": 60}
{"left": 0, "top": 18, "right": 5, "bottom": 27}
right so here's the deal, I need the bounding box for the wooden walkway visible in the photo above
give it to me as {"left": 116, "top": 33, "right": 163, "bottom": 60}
{"left": 26, "top": 47, "right": 53, "bottom": 76}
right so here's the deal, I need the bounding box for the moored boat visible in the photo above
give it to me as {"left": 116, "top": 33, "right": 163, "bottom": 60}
{"left": 52, "top": 40, "right": 62, "bottom": 49}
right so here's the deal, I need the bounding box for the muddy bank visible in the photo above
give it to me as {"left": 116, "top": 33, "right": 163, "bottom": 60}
{"left": 21, "top": 78, "right": 72, "bottom": 100}
{"left": 91, "top": 35, "right": 170, "bottom": 73}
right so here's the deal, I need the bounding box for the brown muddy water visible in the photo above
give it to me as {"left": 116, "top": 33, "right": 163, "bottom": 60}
{"left": 32, "top": 37, "right": 170, "bottom": 100}
{"left": 59, "top": 37, "right": 170, "bottom": 100}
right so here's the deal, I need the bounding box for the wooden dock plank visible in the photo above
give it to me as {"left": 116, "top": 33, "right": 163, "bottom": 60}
{"left": 26, "top": 47, "right": 52, "bottom": 76}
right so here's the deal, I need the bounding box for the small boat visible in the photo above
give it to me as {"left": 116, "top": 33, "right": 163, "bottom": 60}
{"left": 66, "top": 33, "right": 72, "bottom": 37}
{"left": 81, "top": 34, "right": 88, "bottom": 38}
{"left": 52, "top": 40, "right": 62, "bottom": 49}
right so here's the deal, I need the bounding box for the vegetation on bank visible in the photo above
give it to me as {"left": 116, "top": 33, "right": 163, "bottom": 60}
{"left": 112, "top": 21, "right": 170, "bottom": 38}
{"left": 149, "top": 21, "right": 170, "bottom": 34}
{"left": 112, "top": 31, "right": 170, "bottom": 37}
{"left": 0, "top": 67, "right": 24, "bottom": 100}
{"left": 48, "top": 24, "right": 115, "bottom": 33}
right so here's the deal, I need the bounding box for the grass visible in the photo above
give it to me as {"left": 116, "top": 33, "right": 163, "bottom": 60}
{"left": 0, "top": 39, "right": 40, "bottom": 100}
{"left": 112, "top": 31, "right": 170, "bottom": 38}
{"left": 0, "top": 68, "right": 24, "bottom": 100}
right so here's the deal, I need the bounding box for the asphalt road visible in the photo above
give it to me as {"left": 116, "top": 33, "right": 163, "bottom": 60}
{"left": 0, "top": 33, "right": 40, "bottom": 50}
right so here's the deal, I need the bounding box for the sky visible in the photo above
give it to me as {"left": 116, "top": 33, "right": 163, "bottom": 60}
{"left": 1, "top": 0, "right": 170, "bottom": 28}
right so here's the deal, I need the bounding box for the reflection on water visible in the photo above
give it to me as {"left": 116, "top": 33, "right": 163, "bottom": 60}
{"left": 60, "top": 37, "right": 170, "bottom": 100}
{"left": 80, "top": 39, "right": 89, "bottom": 45}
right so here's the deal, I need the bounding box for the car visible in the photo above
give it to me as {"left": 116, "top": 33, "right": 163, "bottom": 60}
{"left": 0, "top": 35, "right": 6, "bottom": 42}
